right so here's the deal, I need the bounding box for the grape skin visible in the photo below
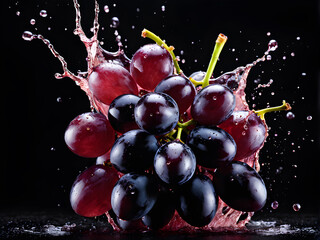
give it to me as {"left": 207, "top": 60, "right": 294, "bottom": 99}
{"left": 70, "top": 165, "right": 119, "bottom": 217}
{"left": 186, "top": 126, "right": 237, "bottom": 168}
{"left": 111, "top": 173, "right": 158, "bottom": 221}
{"left": 88, "top": 62, "right": 138, "bottom": 105}
{"left": 130, "top": 44, "right": 174, "bottom": 91}
{"left": 64, "top": 112, "right": 115, "bottom": 158}
{"left": 110, "top": 129, "right": 159, "bottom": 173}
{"left": 108, "top": 94, "right": 140, "bottom": 133}
{"left": 219, "top": 111, "right": 267, "bottom": 160}
{"left": 134, "top": 92, "right": 179, "bottom": 135}
{"left": 154, "top": 75, "right": 196, "bottom": 113}
{"left": 213, "top": 161, "right": 267, "bottom": 212}
{"left": 154, "top": 141, "right": 196, "bottom": 185}
{"left": 177, "top": 174, "right": 218, "bottom": 227}
{"left": 191, "top": 84, "right": 235, "bottom": 126}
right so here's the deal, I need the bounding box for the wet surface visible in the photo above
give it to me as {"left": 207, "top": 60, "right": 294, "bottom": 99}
{"left": 0, "top": 210, "right": 319, "bottom": 240}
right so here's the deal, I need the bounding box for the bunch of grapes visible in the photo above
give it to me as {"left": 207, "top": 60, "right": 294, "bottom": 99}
{"left": 66, "top": 30, "right": 290, "bottom": 231}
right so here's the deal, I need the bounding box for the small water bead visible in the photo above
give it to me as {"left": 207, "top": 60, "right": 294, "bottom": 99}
{"left": 30, "top": 19, "right": 36, "bottom": 25}
{"left": 266, "top": 32, "right": 271, "bottom": 36}
{"left": 292, "top": 203, "right": 301, "bottom": 212}
{"left": 306, "top": 115, "right": 312, "bottom": 120}
{"left": 40, "top": 10, "right": 48, "bottom": 17}
{"left": 56, "top": 97, "right": 62, "bottom": 103}
{"left": 161, "top": 5, "right": 165, "bottom": 11}
{"left": 111, "top": 17, "right": 120, "bottom": 28}
{"left": 22, "top": 31, "right": 36, "bottom": 41}
{"left": 268, "top": 40, "right": 278, "bottom": 52}
{"left": 271, "top": 201, "right": 279, "bottom": 209}
{"left": 104, "top": 5, "right": 109, "bottom": 13}
{"left": 286, "top": 112, "right": 295, "bottom": 119}
{"left": 16, "top": 11, "right": 21, "bottom": 16}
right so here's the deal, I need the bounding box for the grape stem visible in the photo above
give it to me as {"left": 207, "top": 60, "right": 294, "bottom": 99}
{"left": 142, "top": 29, "right": 182, "bottom": 75}
{"left": 202, "top": 34, "right": 228, "bottom": 88}
{"left": 175, "top": 119, "right": 196, "bottom": 141}
{"left": 254, "top": 100, "right": 292, "bottom": 120}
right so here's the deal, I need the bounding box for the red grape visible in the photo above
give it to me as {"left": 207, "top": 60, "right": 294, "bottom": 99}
{"left": 191, "top": 84, "right": 235, "bottom": 126}
{"left": 154, "top": 75, "right": 196, "bottom": 113}
{"left": 218, "top": 111, "right": 267, "bottom": 161}
{"left": 64, "top": 112, "right": 115, "bottom": 158}
{"left": 130, "top": 44, "right": 174, "bottom": 90}
{"left": 70, "top": 165, "right": 119, "bottom": 217}
{"left": 88, "top": 62, "right": 138, "bottom": 105}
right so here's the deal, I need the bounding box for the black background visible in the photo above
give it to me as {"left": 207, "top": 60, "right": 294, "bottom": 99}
{"left": 1, "top": 0, "right": 319, "bottom": 221}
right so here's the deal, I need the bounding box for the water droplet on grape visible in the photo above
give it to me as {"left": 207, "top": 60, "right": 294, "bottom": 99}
{"left": 292, "top": 203, "right": 301, "bottom": 211}
{"left": 268, "top": 40, "right": 278, "bottom": 52}
{"left": 40, "top": 10, "right": 48, "bottom": 17}
{"left": 286, "top": 112, "right": 295, "bottom": 119}
{"left": 111, "top": 17, "right": 120, "bottom": 28}
{"left": 271, "top": 201, "right": 279, "bottom": 209}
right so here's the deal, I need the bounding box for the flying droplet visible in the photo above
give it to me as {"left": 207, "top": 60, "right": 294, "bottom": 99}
{"left": 30, "top": 19, "right": 36, "bottom": 25}
{"left": 292, "top": 203, "right": 301, "bottom": 211}
{"left": 104, "top": 5, "right": 109, "bottom": 13}
{"left": 286, "top": 112, "right": 295, "bottom": 119}
{"left": 40, "top": 10, "right": 48, "bottom": 17}
{"left": 271, "top": 201, "right": 279, "bottom": 209}
{"left": 111, "top": 17, "right": 120, "bottom": 28}
{"left": 306, "top": 116, "right": 312, "bottom": 120}
{"left": 22, "top": 31, "right": 36, "bottom": 41}
{"left": 268, "top": 40, "right": 278, "bottom": 52}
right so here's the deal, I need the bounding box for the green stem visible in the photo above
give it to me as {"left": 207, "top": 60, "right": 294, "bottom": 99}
{"left": 142, "top": 29, "right": 182, "bottom": 74}
{"left": 176, "top": 127, "right": 183, "bottom": 141}
{"left": 202, "top": 34, "right": 228, "bottom": 88}
{"left": 177, "top": 119, "right": 196, "bottom": 128}
{"left": 254, "top": 100, "right": 292, "bottom": 120}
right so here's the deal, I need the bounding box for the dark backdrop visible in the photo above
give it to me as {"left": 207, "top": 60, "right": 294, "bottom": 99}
{"left": 1, "top": 0, "right": 319, "bottom": 218}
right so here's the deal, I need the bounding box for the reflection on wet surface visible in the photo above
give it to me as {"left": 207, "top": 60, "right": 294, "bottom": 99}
{"left": 0, "top": 210, "right": 319, "bottom": 240}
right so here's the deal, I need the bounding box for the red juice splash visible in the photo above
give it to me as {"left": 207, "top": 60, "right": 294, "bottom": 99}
{"left": 23, "top": 0, "right": 284, "bottom": 232}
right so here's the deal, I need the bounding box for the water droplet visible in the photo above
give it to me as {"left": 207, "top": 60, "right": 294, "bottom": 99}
{"left": 306, "top": 115, "right": 312, "bottom": 120}
{"left": 296, "top": 36, "right": 301, "bottom": 40}
{"left": 301, "top": 72, "right": 306, "bottom": 76}
{"left": 51, "top": 147, "right": 56, "bottom": 151}
{"left": 16, "top": 11, "right": 21, "bottom": 16}
{"left": 111, "top": 17, "right": 120, "bottom": 28}
{"left": 30, "top": 19, "right": 36, "bottom": 25}
{"left": 56, "top": 97, "right": 62, "bottom": 103}
{"left": 266, "top": 32, "right": 271, "bottom": 36}
{"left": 161, "top": 5, "right": 165, "bottom": 11}
{"left": 292, "top": 203, "right": 301, "bottom": 211}
{"left": 104, "top": 5, "right": 109, "bottom": 13}
{"left": 271, "top": 201, "right": 279, "bottom": 209}
{"left": 181, "top": 59, "right": 185, "bottom": 64}
{"left": 291, "top": 52, "right": 295, "bottom": 57}
{"left": 242, "top": 131, "right": 246, "bottom": 136}
{"left": 22, "top": 31, "right": 36, "bottom": 41}
{"left": 286, "top": 112, "right": 295, "bottom": 119}
{"left": 40, "top": 10, "right": 48, "bottom": 17}
{"left": 268, "top": 40, "right": 278, "bottom": 52}
{"left": 266, "top": 55, "right": 272, "bottom": 60}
